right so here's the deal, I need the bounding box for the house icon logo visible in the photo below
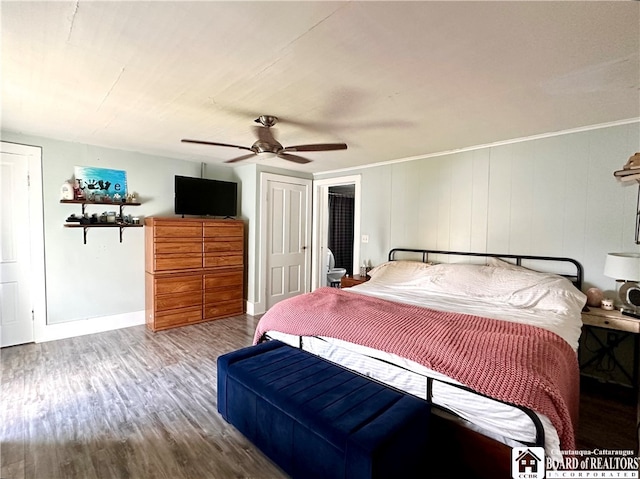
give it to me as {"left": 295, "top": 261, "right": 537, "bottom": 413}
{"left": 512, "top": 447, "right": 545, "bottom": 479}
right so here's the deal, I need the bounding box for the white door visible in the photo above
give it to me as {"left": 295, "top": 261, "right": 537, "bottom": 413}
{"left": 264, "top": 175, "right": 311, "bottom": 309}
{"left": 1, "top": 150, "right": 35, "bottom": 346}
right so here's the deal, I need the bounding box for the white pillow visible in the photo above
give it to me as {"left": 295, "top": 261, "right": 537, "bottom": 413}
{"left": 486, "top": 257, "right": 528, "bottom": 271}
{"left": 415, "top": 263, "right": 586, "bottom": 314}
{"left": 367, "top": 261, "right": 433, "bottom": 283}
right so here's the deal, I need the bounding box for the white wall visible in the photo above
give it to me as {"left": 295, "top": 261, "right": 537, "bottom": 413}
{"left": 234, "top": 163, "right": 259, "bottom": 314}
{"left": 317, "top": 121, "right": 640, "bottom": 297}
{"left": 0, "top": 131, "right": 237, "bottom": 335}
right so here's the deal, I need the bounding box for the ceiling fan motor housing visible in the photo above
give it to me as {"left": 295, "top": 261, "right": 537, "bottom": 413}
{"left": 252, "top": 140, "right": 283, "bottom": 154}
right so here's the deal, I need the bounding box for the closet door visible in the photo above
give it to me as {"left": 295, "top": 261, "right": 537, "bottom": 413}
{"left": 263, "top": 176, "right": 311, "bottom": 309}
{"left": 0, "top": 149, "right": 34, "bottom": 346}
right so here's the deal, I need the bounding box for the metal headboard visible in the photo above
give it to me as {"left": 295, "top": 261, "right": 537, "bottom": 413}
{"left": 388, "top": 248, "right": 583, "bottom": 290}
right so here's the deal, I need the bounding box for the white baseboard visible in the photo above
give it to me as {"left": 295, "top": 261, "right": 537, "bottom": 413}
{"left": 245, "top": 300, "right": 264, "bottom": 317}
{"left": 35, "top": 310, "right": 145, "bottom": 343}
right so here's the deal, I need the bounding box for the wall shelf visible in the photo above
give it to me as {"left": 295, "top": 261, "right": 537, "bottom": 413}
{"left": 60, "top": 198, "right": 140, "bottom": 214}
{"left": 61, "top": 199, "right": 142, "bottom": 244}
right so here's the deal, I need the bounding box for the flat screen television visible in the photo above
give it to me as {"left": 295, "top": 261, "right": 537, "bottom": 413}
{"left": 174, "top": 175, "right": 238, "bottom": 217}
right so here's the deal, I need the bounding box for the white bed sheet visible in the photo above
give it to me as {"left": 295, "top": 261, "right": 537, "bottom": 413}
{"left": 261, "top": 280, "right": 582, "bottom": 465}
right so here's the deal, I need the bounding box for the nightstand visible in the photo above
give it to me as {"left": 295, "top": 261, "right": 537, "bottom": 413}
{"left": 580, "top": 307, "right": 640, "bottom": 431}
{"left": 580, "top": 308, "right": 640, "bottom": 441}
{"left": 340, "top": 274, "right": 369, "bottom": 288}
{"left": 581, "top": 307, "right": 640, "bottom": 334}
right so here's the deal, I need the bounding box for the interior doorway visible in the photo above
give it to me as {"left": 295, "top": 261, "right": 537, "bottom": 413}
{"left": 312, "top": 175, "right": 361, "bottom": 290}
{"left": 327, "top": 184, "right": 355, "bottom": 278}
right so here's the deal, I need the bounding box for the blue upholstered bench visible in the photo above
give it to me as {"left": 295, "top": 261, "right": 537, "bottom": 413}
{"left": 217, "top": 340, "right": 431, "bottom": 479}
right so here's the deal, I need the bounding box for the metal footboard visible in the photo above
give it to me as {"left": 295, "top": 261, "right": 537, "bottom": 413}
{"left": 262, "top": 333, "right": 546, "bottom": 448}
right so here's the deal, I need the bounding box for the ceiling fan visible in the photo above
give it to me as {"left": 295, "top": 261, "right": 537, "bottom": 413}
{"left": 181, "top": 115, "right": 347, "bottom": 164}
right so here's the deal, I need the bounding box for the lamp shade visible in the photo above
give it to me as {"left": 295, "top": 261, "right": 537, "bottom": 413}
{"left": 604, "top": 253, "right": 640, "bottom": 281}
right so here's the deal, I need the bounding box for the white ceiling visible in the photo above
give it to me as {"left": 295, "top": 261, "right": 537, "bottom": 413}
{"left": 2, "top": 1, "right": 639, "bottom": 174}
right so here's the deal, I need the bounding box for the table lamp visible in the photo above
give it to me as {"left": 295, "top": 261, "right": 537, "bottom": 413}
{"left": 604, "top": 252, "right": 640, "bottom": 314}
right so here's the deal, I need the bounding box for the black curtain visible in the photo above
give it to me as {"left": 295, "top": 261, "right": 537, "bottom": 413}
{"left": 328, "top": 194, "right": 354, "bottom": 275}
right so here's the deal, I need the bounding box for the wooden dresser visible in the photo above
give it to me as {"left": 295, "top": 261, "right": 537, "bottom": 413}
{"left": 144, "top": 217, "right": 244, "bottom": 331}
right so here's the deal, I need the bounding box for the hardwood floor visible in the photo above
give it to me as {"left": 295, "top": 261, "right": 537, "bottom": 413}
{"left": 576, "top": 377, "right": 637, "bottom": 452}
{"left": 1, "top": 315, "right": 637, "bottom": 479}
{"left": 1, "top": 315, "right": 288, "bottom": 479}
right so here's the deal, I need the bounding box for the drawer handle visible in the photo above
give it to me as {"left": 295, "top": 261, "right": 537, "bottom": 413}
{"left": 604, "top": 320, "right": 610, "bottom": 325}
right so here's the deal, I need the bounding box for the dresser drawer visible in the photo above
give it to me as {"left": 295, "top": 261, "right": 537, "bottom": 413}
{"left": 204, "top": 239, "right": 243, "bottom": 253}
{"left": 204, "top": 254, "right": 243, "bottom": 268}
{"left": 155, "top": 291, "right": 203, "bottom": 312}
{"left": 203, "top": 222, "right": 243, "bottom": 238}
{"left": 204, "top": 270, "right": 243, "bottom": 288}
{"left": 154, "top": 275, "right": 202, "bottom": 295}
{"left": 153, "top": 306, "right": 202, "bottom": 330}
{"left": 154, "top": 223, "right": 202, "bottom": 238}
{"left": 204, "top": 285, "right": 243, "bottom": 304}
{"left": 154, "top": 241, "right": 202, "bottom": 255}
{"left": 203, "top": 300, "right": 243, "bottom": 319}
{"left": 154, "top": 253, "right": 203, "bottom": 271}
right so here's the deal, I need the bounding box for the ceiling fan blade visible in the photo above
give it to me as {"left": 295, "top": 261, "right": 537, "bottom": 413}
{"left": 224, "top": 153, "right": 257, "bottom": 163}
{"left": 277, "top": 153, "right": 312, "bottom": 164}
{"left": 282, "top": 143, "right": 348, "bottom": 152}
{"left": 181, "top": 139, "right": 252, "bottom": 151}
{"left": 253, "top": 125, "right": 277, "bottom": 144}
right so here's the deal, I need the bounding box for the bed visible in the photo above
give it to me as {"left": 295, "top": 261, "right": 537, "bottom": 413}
{"left": 253, "top": 249, "right": 586, "bottom": 477}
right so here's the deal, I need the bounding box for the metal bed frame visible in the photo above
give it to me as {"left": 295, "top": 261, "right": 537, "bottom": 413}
{"left": 264, "top": 249, "right": 584, "bottom": 450}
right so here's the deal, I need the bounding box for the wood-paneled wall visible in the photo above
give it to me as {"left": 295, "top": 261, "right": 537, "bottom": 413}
{"left": 354, "top": 121, "right": 639, "bottom": 292}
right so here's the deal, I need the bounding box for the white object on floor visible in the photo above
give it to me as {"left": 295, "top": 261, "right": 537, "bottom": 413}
{"left": 326, "top": 249, "right": 346, "bottom": 285}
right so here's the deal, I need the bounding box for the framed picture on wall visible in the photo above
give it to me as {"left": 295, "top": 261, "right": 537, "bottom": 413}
{"left": 74, "top": 166, "right": 127, "bottom": 202}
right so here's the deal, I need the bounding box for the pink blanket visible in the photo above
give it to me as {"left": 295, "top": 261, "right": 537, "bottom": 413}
{"left": 254, "top": 287, "right": 579, "bottom": 449}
